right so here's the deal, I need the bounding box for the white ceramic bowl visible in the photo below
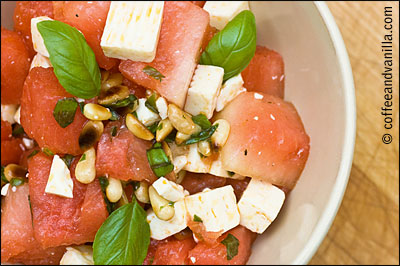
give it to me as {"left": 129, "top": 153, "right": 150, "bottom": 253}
{"left": 1, "top": 1, "right": 356, "bottom": 265}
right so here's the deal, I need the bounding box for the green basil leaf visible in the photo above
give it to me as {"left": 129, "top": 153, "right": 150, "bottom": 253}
{"left": 93, "top": 200, "right": 150, "bottom": 265}
{"left": 10, "top": 177, "right": 25, "bottom": 187}
{"left": 103, "top": 94, "right": 138, "bottom": 109}
{"left": 146, "top": 143, "right": 174, "bottom": 177}
{"left": 143, "top": 66, "right": 165, "bottom": 82}
{"left": 192, "top": 114, "right": 211, "bottom": 130}
{"left": 53, "top": 98, "right": 78, "bottom": 128}
{"left": 182, "top": 124, "right": 218, "bottom": 146}
{"left": 164, "top": 129, "right": 177, "bottom": 143}
{"left": 42, "top": 147, "right": 54, "bottom": 157}
{"left": 145, "top": 94, "right": 158, "bottom": 114}
{"left": 221, "top": 233, "right": 239, "bottom": 260}
{"left": 111, "top": 126, "right": 117, "bottom": 137}
{"left": 79, "top": 153, "right": 86, "bottom": 162}
{"left": 227, "top": 171, "right": 235, "bottom": 177}
{"left": 27, "top": 150, "right": 39, "bottom": 159}
{"left": 193, "top": 214, "right": 203, "bottom": 223}
{"left": 12, "top": 124, "right": 25, "bottom": 137}
{"left": 61, "top": 154, "right": 75, "bottom": 168}
{"left": 1, "top": 166, "right": 7, "bottom": 183}
{"left": 200, "top": 10, "right": 257, "bottom": 81}
{"left": 147, "top": 123, "right": 158, "bottom": 135}
{"left": 37, "top": 20, "right": 101, "bottom": 99}
{"left": 78, "top": 101, "right": 85, "bottom": 113}
{"left": 108, "top": 108, "right": 120, "bottom": 121}
{"left": 98, "top": 176, "right": 117, "bottom": 214}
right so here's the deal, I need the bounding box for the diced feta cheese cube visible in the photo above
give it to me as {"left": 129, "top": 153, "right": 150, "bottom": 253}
{"left": 185, "top": 185, "right": 239, "bottom": 233}
{"left": 31, "top": 16, "right": 53, "bottom": 57}
{"left": 13, "top": 106, "right": 21, "bottom": 124}
{"left": 101, "top": 2, "right": 164, "bottom": 62}
{"left": 22, "top": 138, "right": 35, "bottom": 149}
{"left": 155, "top": 97, "right": 168, "bottom": 120}
{"left": 152, "top": 177, "right": 186, "bottom": 202}
{"left": 173, "top": 155, "right": 188, "bottom": 173}
{"left": 238, "top": 178, "right": 285, "bottom": 234}
{"left": 30, "top": 53, "right": 52, "bottom": 70}
{"left": 184, "top": 65, "right": 224, "bottom": 119}
{"left": 209, "top": 154, "right": 245, "bottom": 180}
{"left": 183, "top": 144, "right": 212, "bottom": 173}
{"left": 203, "top": 1, "right": 250, "bottom": 30}
{"left": 215, "top": 74, "right": 246, "bottom": 112}
{"left": 1, "top": 104, "right": 18, "bottom": 124}
{"left": 60, "top": 246, "right": 94, "bottom": 265}
{"left": 136, "top": 98, "right": 161, "bottom": 126}
{"left": 1, "top": 183, "right": 10, "bottom": 196}
{"left": 45, "top": 155, "right": 74, "bottom": 198}
{"left": 147, "top": 199, "right": 187, "bottom": 240}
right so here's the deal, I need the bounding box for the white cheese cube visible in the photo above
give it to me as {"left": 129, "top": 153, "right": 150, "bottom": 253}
{"left": 1, "top": 104, "right": 18, "bottom": 124}
{"left": 30, "top": 53, "right": 52, "bottom": 70}
{"left": 238, "top": 178, "right": 285, "bottom": 234}
{"left": 173, "top": 155, "right": 188, "bottom": 173}
{"left": 136, "top": 98, "right": 161, "bottom": 126}
{"left": 215, "top": 74, "right": 246, "bottom": 112}
{"left": 155, "top": 97, "right": 168, "bottom": 120}
{"left": 60, "top": 246, "right": 94, "bottom": 265}
{"left": 184, "top": 65, "right": 224, "bottom": 119}
{"left": 185, "top": 185, "right": 239, "bottom": 233}
{"left": 209, "top": 154, "right": 245, "bottom": 180}
{"left": 101, "top": 1, "right": 164, "bottom": 62}
{"left": 152, "top": 177, "right": 186, "bottom": 202}
{"left": 13, "top": 106, "right": 21, "bottom": 125}
{"left": 183, "top": 144, "right": 212, "bottom": 173}
{"left": 22, "top": 138, "right": 35, "bottom": 149}
{"left": 1, "top": 183, "right": 10, "bottom": 196}
{"left": 147, "top": 199, "right": 187, "bottom": 240}
{"left": 45, "top": 155, "right": 74, "bottom": 198}
{"left": 203, "top": 1, "right": 250, "bottom": 30}
{"left": 31, "top": 16, "right": 53, "bottom": 57}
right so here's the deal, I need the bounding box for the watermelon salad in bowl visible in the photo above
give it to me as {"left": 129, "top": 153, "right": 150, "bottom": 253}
{"left": 1, "top": 1, "right": 356, "bottom": 265}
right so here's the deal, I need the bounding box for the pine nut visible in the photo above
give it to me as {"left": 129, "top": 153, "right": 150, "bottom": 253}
{"left": 173, "top": 156, "right": 188, "bottom": 174}
{"left": 83, "top": 103, "right": 112, "bottom": 121}
{"left": 79, "top": 120, "right": 104, "bottom": 151}
{"left": 167, "top": 104, "right": 200, "bottom": 135}
{"left": 75, "top": 147, "right": 96, "bottom": 184}
{"left": 101, "top": 72, "right": 123, "bottom": 91}
{"left": 175, "top": 131, "right": 190, "bottom": 145}
{"left": 101, "top": 70, "right": 110, "bottom": 83}
{"left": 4, "top": 164, "right": 27, "bottom": 182}
{"left": 149, "top": 185, "right": 175, "bottom": 221}
{"left": 125, "top": 113, "right": 154, "bottom": 141}
{"left": 161, "top": 141, "right": 177, "bottom": 182}
{"left": 106, "top": 177, "right": 123, "bottom": 203}
{"left": 156, "top": 119, "right": 173, "bottom": 142}
{"left": 198, "top": 141, "right": 212, "bottom": 157}
{"left": 134, "top": 181, "right": 150, "bottom": 204}
{"left": 211, "top": 119, "right": 230, "bottom": 150}
{"left": 117, "top": 189, "right": 129, "bottom": 208}
{"left": 98, "top": 85, "right": 130, "bottom": 105}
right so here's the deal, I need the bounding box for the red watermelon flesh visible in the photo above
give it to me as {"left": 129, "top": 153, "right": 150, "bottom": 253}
{"left": 216, "top": 92, "right": 310, "bottom": 191}
{"left": 13, "top": 1, "right": 54, "bottom": 58}
{"left": 187, "top": 226, "right": 257, "bottom": 265}
{"left": 180, "top": 172, "right": 226, "bottom": 195}
{"left": 119, "top": 1, "right": 210, "bottom": 108}
{"left": 1, "top": 138, "right": 24, "bottom": 166}
{"left": 96, "top": 120, "right": 157, "bottom": 183}
{"left": 241, "top": 45, "right": 285, "bottom": 99}
{"left": 20, "top": 67, "right": 88, "bottom": 155}
{"left": 190, "top": 1, "right": 206, "bottom": 8}
{"left": 53, "top": 1, "right": 118, "bottom": 70}
{"left": 225, "top": 177, "right": 250, "bottom": 200}
{"left": 1, "top": 183, "right": 66, "bottom": 265}
{"left": 1, "top": 27, "right": 30, "bottom": 104}
{"left": 28, "top": 152, "right": 108, "bottom": 248}
{"left": 152, "top": 238, "right": 197, "bottom": 265}
{"left": 1, "top": 120, "right": 12, "bottom": 140}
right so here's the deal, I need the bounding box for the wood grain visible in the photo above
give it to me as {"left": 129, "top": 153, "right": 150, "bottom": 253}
{"left": 309, "top": 2, "right": 399, "bottom": 265}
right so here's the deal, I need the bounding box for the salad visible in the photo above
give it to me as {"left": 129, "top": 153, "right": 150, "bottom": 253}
{"left": 1, "top": 1, "right": 310, "bottom": 265}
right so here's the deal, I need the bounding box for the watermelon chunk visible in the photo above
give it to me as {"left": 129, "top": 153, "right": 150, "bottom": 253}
{"left": 20, "top": 67, "right": 88, "bottom": 155}
{"left": 225, "top": 177, "right": 250, "bottom": 200}
{"left": 119, "top": 1, "right": 210, "bottom": 108}
{"left": 13, "top": 1, "right": 54, "bottom": 58}
{"left": 152, "top": 238, "right": 197, "bottom": 265}
{"left": 53, "top": 1, "right": 118, "bottom": 70}
{"left": 1, "top": 138, "right": 24, "bottom": 166}
{"left": 1, "top": 183, "right": 66, "bottom": 265}
{"left": 190, "top": 1, "right": 206, "bottom": 8}
{"left": 187, "top": 226, "right": 257, "bottom": 265}
{"left": 28, "top": 152, "right": 108, "bottom": 248}
{"left": 96, "top": 120, "right": 157, "bottom": 183}
{"left": 241, "top": 45, "right": 285, "bottom": 98}
{"left": 180, "top": 172, "right": 226, "bottom": 194}
{"left": 1, "top": 27, "right": 30, "bottom": 104}
{"left": 1, "top": 120, "right": 12, "bottom": 140}
{"left": 216, "top": 92, "right": 310, "bottom": 190}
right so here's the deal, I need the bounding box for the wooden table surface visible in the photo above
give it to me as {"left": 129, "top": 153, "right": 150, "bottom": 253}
{"left": 309, "top": 2, "right": 399, "bottom": 265}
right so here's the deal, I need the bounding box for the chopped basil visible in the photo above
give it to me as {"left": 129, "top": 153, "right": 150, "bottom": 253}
{"left": 132, "top": 181, "right": 140, "bottom": 191}
{"left": 37, "top": 20, "right": 101, "bottom": 99}
{"left": 147, "top": 123, "right": 158, "bottom": 135}
{"left": 79, "top": 153, "right": 86, "bottom": 162}
{"left": 61, "top": 154, "right": 75, "bottom": 168}
{"left": 181, "top": 124, "right": 218, "bottom": 146}
{"left": 146, "top": 143, "right": 174, "bottom": 178}
{"left": 221, "top": 233, "right": 239, "bottom": 260}
{"left": 103, "top": 94, "right": 138, "bottom": 109}
{"left": 1, "top": 166, "right": 7, "bottom": 183}
{"left": 192, "top": 114, "right": 211, "bottom": 130}
{"left": 193, "top": 214, "right": 203, "bottom": 223}
{"left": 12, "top": 124, "right": 25, "bottom": 137}
{"left": 78, "top": 101, "right": 85, "bottom": 113}
{"left": 28, "top": 195, "right": 34, "bottom": 226}
{"left": 93, "top": 199, "right": 150, "bottom": 265}
{"left": 145, "top": 94, "right": 158, "bottom": 114}
{"left": 53, "top": 98, "right": 79, "bottom": 128}
{"left": 27, "top": 150, "right": 39, "bottom": 159}
{"left": 143, "top": 66, "right": 165, "bottom": 82}
{"left": 108, "top": 108, "right": 120, "bottom": 121}
{"left": 168, "top": 201, "right": 175, "bottom": 207}
{"left": 10, "top": 177, "right": 25, "bottom": 187}
{"left": 42, "top": 147, "right": 54, "bottom": 157}
{"left": 165, "top": 129, "right": 177, "bottom": 143}
{"left": 99, "top": 176, "right": 117, "bottom": 214}
{"left": 111, "top": 126, "right": 117, "bottom": 137}
{"left": 227, "top": 171, "right": 235, "bottom": 177}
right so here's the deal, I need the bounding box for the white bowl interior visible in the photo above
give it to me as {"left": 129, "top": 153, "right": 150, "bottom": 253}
{"left": 1, "top": 1, "right": 355, "bottom": 265}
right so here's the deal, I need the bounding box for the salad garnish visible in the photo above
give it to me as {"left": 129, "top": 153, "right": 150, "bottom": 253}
{"left": 143, "top": 65, "right": 165, "bottom": 82}
{"left": 53, "top": 98, "right": 79, "bottom": 128}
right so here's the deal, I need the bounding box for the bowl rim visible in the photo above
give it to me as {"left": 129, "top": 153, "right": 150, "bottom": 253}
{"left": 292, "top": 2, "right": 356, "bottom": 264}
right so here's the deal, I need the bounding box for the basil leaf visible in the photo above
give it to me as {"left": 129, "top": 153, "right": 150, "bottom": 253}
{"left": 147, "top": 123, "right": 158, "bottom": 135}
{"left": 37, "top": 20, "right": 101, "bottom": 99}
{"left": 192, "top": 114, "right": 211, "bottom": 130}
{"left": 103, "top": 94, "right": 138, "bottom": 109}
{"left": 93, "top": 200, "right": 150, "bottom": 265}
{"left": 53, "top": 98, "right": 78, "bottom": 128}
{"left": 79, "top": 153, "right": 86, "bottom": 162}
{"left": 165, "top": 129, "right": 177, "bottom": 143}
{"left": 1, "top": 166, "right": 7, "bottom": 183}
{"left": 27, "top": 150, "right": 39, "bottom": 159}
{"left": 145, "top": 94, "right": 158, "bottom": 114}
{"left": 98, "top": 176, "right": 117, "bottom": 214}
{"left": 182, "top": 124, "right": 218, "bottom": 146}
{"left": 200, "top": 10, "right": 257, "bottom": 81}
{"left": 12, "top": 124, "right": 25, "bottom": 137}
{"left": 61, "top": 154, "right": 75, "bottom": 168}
{"left": 221, "top": 233, "right": 239, "bottom": 260}
{"left": 193, "top": 214, "right": 203, "bottom": 223}
{"left": 10, "top": 177, "right": 25, "bottom": 187}
{"left": 108, "top": 108, "right": 120, "bottom": 121}
{"left": 146, "top": 143, "right": 174, "bottom": 177}
{"left": 42, "top": 147, "right": 54, "bottom": 157}
{"left": 143, "top": 66, "right": 165, "bottom": 82}
{"left": 111, "top": 126, "right": 117, "bottom": 137}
